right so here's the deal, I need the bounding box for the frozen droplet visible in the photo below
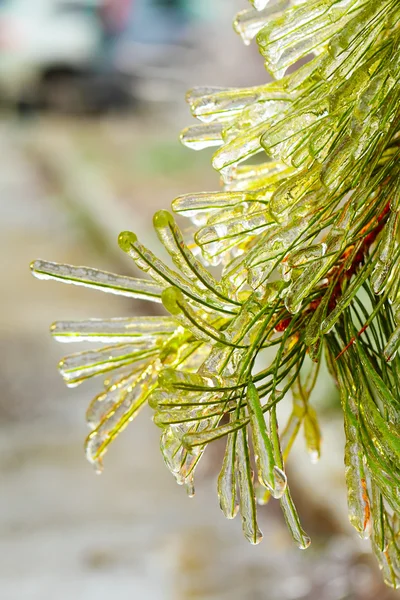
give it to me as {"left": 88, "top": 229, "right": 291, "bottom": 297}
{"left": 308, "top": 449, "right": 320, "bottom": 464}
{"left": 186, "top": 475, "right": 195, "bottom": 498}
{"left": 250, "top": 0, "right": 270, "bottom": 10}
{"left": 273, "top": 466, "right": 287, "bottom": 498}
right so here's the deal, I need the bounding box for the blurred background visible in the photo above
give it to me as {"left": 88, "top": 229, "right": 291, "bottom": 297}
{"left": 0, "top": 1, "right": 397, "bottom": 599}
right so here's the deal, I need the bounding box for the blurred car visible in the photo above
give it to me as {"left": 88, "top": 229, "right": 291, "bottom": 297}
{"left": 0, "top": 0, "right": 128, "bottom": 112}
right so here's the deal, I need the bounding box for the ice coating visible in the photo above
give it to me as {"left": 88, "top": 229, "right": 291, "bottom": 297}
{"left": 29, "top": 0, "right": 400, "bottom": 572}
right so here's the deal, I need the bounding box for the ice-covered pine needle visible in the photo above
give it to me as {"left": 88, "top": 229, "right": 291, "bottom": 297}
{"left": 31, "top": 0, "right": 400, "bottom": 587}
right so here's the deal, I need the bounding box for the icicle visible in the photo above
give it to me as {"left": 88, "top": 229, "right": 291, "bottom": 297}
{"left": 268, "top": 165, "right": 321, "bottom": 222}
{"left": 225, "top": 160, "right": 294, "bottom": 192}
{"left": 384, "top": 324, "right": 400, "bottom": 362}
{"left": 270, "top": 406, "right": 311, "bottom": 549}
{"left": 172, "top": 190, "right": 262, "bottom": 225}
{"left": 247, "top": 382, "right": 285, "bottom": 498}
{"left": 51, "top": 316, "right": 178, "bottom": 343}
{"left": 256, "top": 1, "right": 356, "bottom": 79}
{"left": 160, "top": 428, "right": 187, "bottom": 475}
{"left": 180, "top": 123, "right": 224, "bottom": 151}
{"left": 58, "top": 342, "right": 158, "bottom": 387}
{"left": 85, "top": 365, "right": 157, "bottom": 472}
{"left": 280, "top": 491, "right": 312, "bottom": 549}
{"left": 86, "top": 368, "right": 145, "bottom": 430}
{"left": 236, "top": 427, "right": 263, "bottom": 545}
{"left": 370, "top": 481, "right": 386, "bottom": 554}
{"left": 212, "top": 122, "right": 269, "bottom": 174}
{"left": 195, "top": 210, "right": 275, "bottom": 261}
{"left": 343, "top": 399, "right": 372, "bottom": 538}
{"left": 371, "top": 211, "right": 399, "bottom": 295}
{"left": 187, "top": 85, "right": 283, "bottom": 123}
{"left": 30, "top": 260, "right": 163, "bottom": 302}
{"left": 218, "top": 430, "right": 239, "bottom": 519}
{"left": 234, "top": 3, "right": 290, "bottom": 46}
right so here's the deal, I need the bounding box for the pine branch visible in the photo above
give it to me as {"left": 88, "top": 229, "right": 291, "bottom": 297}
{"left": 31, "top": 0, "right": 400, "bottom": 587}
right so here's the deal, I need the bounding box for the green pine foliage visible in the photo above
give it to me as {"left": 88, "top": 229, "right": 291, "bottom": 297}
{"left": 31, "top": 0, "right": 400, "bottom": 586}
